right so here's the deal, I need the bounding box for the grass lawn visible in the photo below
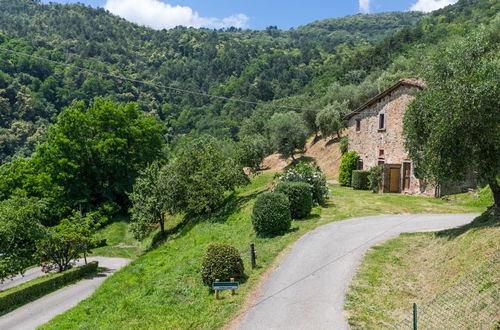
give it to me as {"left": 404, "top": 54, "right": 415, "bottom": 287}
{"left": 41, "top": 175, "right": 490, "bottom": 329}
{"left": 90, "top": 217, "right": 149, "bottom": 259}
{"left": 344, "top": 213, "right": 498, "bottom": 329}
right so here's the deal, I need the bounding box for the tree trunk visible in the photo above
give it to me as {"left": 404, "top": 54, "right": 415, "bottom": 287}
{"left": 84, "top": 251, "right": 87, "bottom": 265}
{"left": 160, "top": 218, "right": 165, "bottom": 236}
{"left": 489, "top": 180, "right": 500, "bottom": 210}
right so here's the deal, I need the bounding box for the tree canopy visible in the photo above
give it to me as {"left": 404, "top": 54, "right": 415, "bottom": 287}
{"left": 403, "top": 24, "right": 500, "bottom": 208}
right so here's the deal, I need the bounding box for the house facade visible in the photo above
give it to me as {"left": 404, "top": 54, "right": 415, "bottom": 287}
{"left": 345, "top": 79, "right": 444, "bottom": 197}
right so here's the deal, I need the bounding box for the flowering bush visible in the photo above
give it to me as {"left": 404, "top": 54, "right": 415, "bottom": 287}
{"left": 278, "top": 162, "right": 329, "bottom": 205}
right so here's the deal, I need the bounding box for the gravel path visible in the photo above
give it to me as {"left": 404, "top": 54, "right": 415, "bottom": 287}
{"left": 0, "top": 257, "right": 130, "bottom": 330}
{"left": 238, "top": 213, "right": 477, "bottom": 330}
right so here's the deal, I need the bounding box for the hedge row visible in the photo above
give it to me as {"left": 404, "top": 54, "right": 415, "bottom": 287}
{"left": 0, "top": 261, "right": 98, "bottom": 313}
{"left": 352, "top": 170, "right": 370, "bottom": 190}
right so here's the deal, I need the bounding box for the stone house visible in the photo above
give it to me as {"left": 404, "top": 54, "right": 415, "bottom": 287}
{"left": 344, "top": 78, "right": 473, "bottom": 197}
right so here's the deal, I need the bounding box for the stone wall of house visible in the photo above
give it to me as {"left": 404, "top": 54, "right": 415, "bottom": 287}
{"left": 347, "top": 85, "right": 436, "bottom": 197}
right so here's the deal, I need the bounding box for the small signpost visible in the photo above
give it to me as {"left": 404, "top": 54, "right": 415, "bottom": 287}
{"left": 213, "top": 278, "right": 239, "bottom": 299}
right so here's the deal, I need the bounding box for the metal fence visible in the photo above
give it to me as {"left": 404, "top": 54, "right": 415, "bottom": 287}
{"left": 394, "top": 252, "right": 499, "bottom": 330}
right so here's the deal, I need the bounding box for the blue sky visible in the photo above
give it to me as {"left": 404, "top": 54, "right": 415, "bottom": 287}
{"left": 41, "top": 0, "right": 457, "bottom": 30}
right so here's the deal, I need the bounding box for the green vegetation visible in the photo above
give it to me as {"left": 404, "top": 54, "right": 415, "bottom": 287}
{"left": 368, "top": 166, "right": 383, "bottom": 193}
{"left": 278, "top": 161, "right": 328, "bottom": 205}
{"left": 267, "top": 111, "right": 309, "bottom": 160}
{"left": 42, "top": 178, "right": 489, "bottom": 330}
{"left": 0, "top": 195, "right": 46, "bottom": 280}
{"left": 340, "top": 136, "right": 349, "bottom": 154}
{"left": 351, "top": 170, "right": 370, "bottom": 190}
{"left": 275, "top": 182, "right": 313, "bottom": 219}
{"left": 345, "top": 213, "right": 499, "bottom": 329}
{"left": 201, "top": 243, "right": 244, "bottom": 286}
{"left": 315, "top": 101, "right": 349, "bottom": 140}
{"left": 37, "top": 212, "right": 98, "bottom": 272}
{"left": 404, "top": 21, "right": 500, "bottom": 209}
{"left": 0, "top": 261, "right": 98, "bottom": 315}
{"left": 0, "top": 0, "right": 426, "bottom": 164}
{"left": 251, "top": 192, "right": 292, "bottom": 236}
{"left": 339, "top": 151, "right": 360, "bottom": 187}
{"left": 129, "top": 161, "right": 176, "bottom": 239}
{"left": 90, "top": 218, "right": 148, "bottom": 259}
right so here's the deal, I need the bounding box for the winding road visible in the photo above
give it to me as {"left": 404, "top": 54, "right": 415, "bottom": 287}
{"left": 0, "top": 257, "right": 130, "bottom": 330}
{"left": 238, "top": 213, "right": 477, "bottom": 330}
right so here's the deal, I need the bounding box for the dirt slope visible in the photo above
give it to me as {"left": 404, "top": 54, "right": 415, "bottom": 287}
{"left": 262, "top": 136, "right": 342, "bottom": 179}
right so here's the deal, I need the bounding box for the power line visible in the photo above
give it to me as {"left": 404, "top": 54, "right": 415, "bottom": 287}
{"left": 0, "top": 46, "right": 328, "bottom": 113}
{"left": 0, "top": 46, "right": 389, "bottom": 117}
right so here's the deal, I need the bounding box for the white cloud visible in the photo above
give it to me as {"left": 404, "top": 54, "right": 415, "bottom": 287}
{"left": 104, "top": 0, "right": 249, "bottom": 30}
{"left": 409, "top": 0, "right": 458, "bottom": 12}
{"left": 359, "top": 0, "right": 370, "bottom": 14}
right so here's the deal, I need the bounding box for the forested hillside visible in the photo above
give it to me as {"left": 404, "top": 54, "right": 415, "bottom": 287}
{"left": 0, "top": 0, "right": 425, "bottom": 163}
{"left": 0, "top": 0, "right": 495, "bottom": 220}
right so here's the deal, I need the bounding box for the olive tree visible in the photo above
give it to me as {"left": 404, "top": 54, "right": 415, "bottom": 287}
{"left": 267, "top": 111, "right": 309, "bottom": 160}
{"left": 315, "top": 101, "right": 349, "bottom": 140}
{"left": 403, "top": 27, "right": 500, "bottom": 210}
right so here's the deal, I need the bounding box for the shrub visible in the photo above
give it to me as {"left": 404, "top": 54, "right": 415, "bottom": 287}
{"left": 279, "top": 161, "right": 328, "bottom": 205}
{"left": 275, "top": 182, "right": 313, "bottom": 219}
{"left": 0, "top": 261, "right": 98, "bottom": 313}
{"left": 352, "top": 170, "right": 370, "bottom": 190}
{"left": 251, "top": 192, "right": 291, "bottom": 236}
{"left": 340, "top": 136, "right": 349, "bottom": 154}
{"left": 368, "top": 166, "right": 384, "bottom": 193}
{"left": 339, "top": 151, "right": 360, "bottom": 186}
{"left": 201, "top": 243, "right": 244, "bottom": 286}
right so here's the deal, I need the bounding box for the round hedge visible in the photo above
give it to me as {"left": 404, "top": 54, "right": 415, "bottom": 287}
{"left": 274, "top": 182, "right": 313, "bottom": 219}
{"left": 201, "top": 243, "right": 244, "bottom": 286}
{"left": 251, "top": 192, "right": 291, "bottom": 236}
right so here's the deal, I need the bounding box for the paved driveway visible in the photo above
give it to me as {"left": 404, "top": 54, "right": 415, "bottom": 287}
{"left": 238, "top": 213, "right": 477, "bottom": 330}
{"left": 0, "top": 257, "right": 130, "bottom": 330}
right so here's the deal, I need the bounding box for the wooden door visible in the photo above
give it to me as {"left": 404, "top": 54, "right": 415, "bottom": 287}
{"left": 389, "top": 168, "right": 400, "bottom": 192}
{"left": 402, "top": 162, "right": 411, "bottom": 191}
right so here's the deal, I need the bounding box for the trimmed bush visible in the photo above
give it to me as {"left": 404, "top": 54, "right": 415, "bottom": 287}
{"left": 0, "top": 261, "right": 98, "bottom": 313}
{"left": 368, "top": 166, "right": 384, "bottom": 193}
{"left": 279, "top": 161, "right": 328, "bottom": 205}
{"left": 201, "top": 243, "right": 244, "bottom": 286}
{"left": 339, "top": 151, "right": 360, "bottom": 186}
{"left": 274, "top": 182, "right": 313, "bottom": 219}
{"left": 352, "top": 170, "right": 370, "bottom": 190}
{"left": 251, "top": 192, "right": 291, "bottom": 236}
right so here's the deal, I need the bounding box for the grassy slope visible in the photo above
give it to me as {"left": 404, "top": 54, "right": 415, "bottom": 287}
{"left": 345, "top": 212, "right": 498, "bottom": 328}
{"left": 42, "top": 176, "right": 487, "bottom": 329}
{"left": 90, "top": 218, "right": 149, "bottom": 259}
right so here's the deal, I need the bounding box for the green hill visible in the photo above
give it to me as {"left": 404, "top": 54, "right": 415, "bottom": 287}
{"left": 0, "top": 0, "right": 423, "bottom": 162}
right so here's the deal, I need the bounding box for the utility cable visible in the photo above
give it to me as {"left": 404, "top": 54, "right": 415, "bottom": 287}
{"left": 0, "top": 46, "right": 381, "bottom": 116}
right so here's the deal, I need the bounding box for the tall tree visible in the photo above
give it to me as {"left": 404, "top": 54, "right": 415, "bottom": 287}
{"left": 129, "top": 161, "right": 177, "bottom": 240}
{"left": 403, "top": 26, "right": 500, "bottom": 210}
{"left": 0, "top": 195, "right": 46, "bottom": 280}
{"left": 34, "top": 98, "right": 164, "bottom": 214}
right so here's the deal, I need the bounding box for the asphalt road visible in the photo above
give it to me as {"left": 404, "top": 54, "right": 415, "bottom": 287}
{"left": 0, "top": 256, "right": 116, "bottom": 292}
{"left": 0, "top": 257, "right": 130, "bottom": 330}
{"left": 238, "top": 213, "right": 477, "bottom": 330}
